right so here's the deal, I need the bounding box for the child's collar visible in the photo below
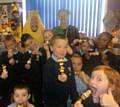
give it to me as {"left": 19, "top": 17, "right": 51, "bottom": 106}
{"left": 93, "top": 96, "right": 100, "bottom": 103}
{"left": 103, "top": 49, "right": 108, "bottom": 54}
{"left": 51, "top": 54, "right": 68, "bottom": 62}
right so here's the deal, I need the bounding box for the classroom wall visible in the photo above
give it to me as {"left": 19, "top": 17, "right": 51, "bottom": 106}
{"left": 108, "top": 0, "right": 120, "bottom": 10}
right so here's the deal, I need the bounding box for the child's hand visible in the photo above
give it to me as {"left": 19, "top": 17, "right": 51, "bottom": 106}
{"left": 74, "top": 100, "right": 84, "bottom": 107}
{"left": 67, "top": 46, "right": 73, "bottom": 55}
{"left": 32, "top": 50, "right": 42, "bottom": 56}
{"left": 100, "top": 89, "right": 119, "bottom": 107}
{"left": 9, "top": 58, "right": 15, "bottom": 65}
{"left": 71, "top": 39, "right": 80, "bottom": 46}
{"left": 8, "top": 49, "right": 14, "bottom": 58}
{"left": 44, "top": 42, "right": 49, "bottom": 51}
{"left": 1, "top": 70, "right": 8, "bottom": 79}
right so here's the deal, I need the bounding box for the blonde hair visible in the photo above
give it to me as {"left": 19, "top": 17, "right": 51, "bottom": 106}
{"left": 72, "top": 53, "right": 82, "bottom": 58}
{"left": 50, "top": 35, "right": 68, "bottom": 46}
{"left": 93, "top": 65, "right": 120, "bottom": 104}
{"left": 71, "top": 53, "right": 83, "bottom": 65}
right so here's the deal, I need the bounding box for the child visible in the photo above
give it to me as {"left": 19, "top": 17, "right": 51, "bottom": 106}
{"left": 18, "top": 34, "right": 44, "bottom": 106}
{"left": 96, "top": 32, "right": 119, "bottom": 71}
{"left": 42, "top": 35, "right": 79, "bottom": 107}
{"left": 7, "top": 84, "right": 35, "bottom": 107}
{"left": 27, "top": 38, "right": 46, "bottom": 107}
{"left": 71, "top": 53, "right": 89, "bottom": 95}
{"left": 80, "top": 37, "right": 102, "bottom": 76}
{"left": 74, "top": 65, "right": 120, "bottom": 107}
{"left": 0, "top": 34, "right": 20, "bottom": 106}
{"left": 43, "top": 29, "right": 54, "bottom": 59}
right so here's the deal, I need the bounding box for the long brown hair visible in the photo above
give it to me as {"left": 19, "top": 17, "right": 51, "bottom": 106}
{"left": 93, "top": 65, "right": 120, "bottom": 104}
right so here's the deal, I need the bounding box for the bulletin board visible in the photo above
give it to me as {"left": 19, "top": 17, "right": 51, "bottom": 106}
{"left": 0, "top": 1, "right": 23, "bottom": 42}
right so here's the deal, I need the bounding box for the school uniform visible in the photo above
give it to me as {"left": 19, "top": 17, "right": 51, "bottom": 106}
{"left": 0, "top": 50, "right": 20, "bottom": 85}
{"left": 30, "top": 48, "right": 47, "bottom": 107}
{"left": 0, "top": 50, "right": 20, "bottom": 106}
{"left": 16, "top": 50, "right": 33, "bottom": 84}
{"left": 100, "top": 50, "right": 119, "bottom": 71}
{"left": 42, "top": 55, "right": 79, "bottom": 107}
{"left": 74, "top": 75, "right": 88, "bottom": 96}
{"left": 0, "top": 64, "right": 9, "bottom": 107}
{"left": 15, "top": 50, "right": 39, "bottom": 105}
{"left": 82, "top": 96, "right": 102, "bottom": 107}
{"left": 81, "top": 54, "right": 102, "bottom": 77}
{"left": 7, "top": 102, "right": 35, "bottom": 107}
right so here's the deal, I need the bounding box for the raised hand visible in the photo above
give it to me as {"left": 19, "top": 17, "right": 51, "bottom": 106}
{"left": 100, "top": 88, "right": 119, "bottom": 107}
{"left": 74, "top": 100, "right": 84, "bottom": 107}
{"left": 1, "top": 69, "right": 8, "bottom": 79}
{"left": 8, "top": 48, "right": 14, "bottom": 58}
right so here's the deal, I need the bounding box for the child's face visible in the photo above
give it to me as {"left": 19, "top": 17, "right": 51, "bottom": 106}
{"left": 13, "top": 89, "right": 30, "bottom": 105}
{"left": 29, "top": 39, "right": 38, "bottom": 51}
{"left": 44, "top": 31, "right": 53, "bottom": 42}
{"left": 97, "top": 35, "right": 110, "bottom": 49}
{"left": 72, "top": 57, "right": 82, "bottom": 73}
{"left": 51, "top": 39, "right": 68, "bottom": 59}
{"left": 81, "top": 42, "right": 90, "bottom": 53}
{"left": 89, "top": 70, "right": 110, "bottom": 97}
{"left": 25, "top": 38, "right": 33, "bottom": 49}
{"left": 5, "top": 40, "right": 16, "bottom": 50}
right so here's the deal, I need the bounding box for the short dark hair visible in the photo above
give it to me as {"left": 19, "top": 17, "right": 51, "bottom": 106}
{"left": 13, "top": 83, "right": 30, "bottom": 94}
{"left": 21, "top": 33, "right": 33, "bottom": 47}
{"left": 98, "top": 32, "right": 113, "bottom": 42}
{"left": 5, "top": 34, "right": 16, "bottom": 42}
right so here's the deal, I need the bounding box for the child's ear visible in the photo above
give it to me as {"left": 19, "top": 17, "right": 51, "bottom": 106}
{"left": 11, "top": 93, "right": 14, "bottom": 102}
{"left": 108, "top": 84, "right": 115, "bottom": 91}
{"left": 28, "top": 94, "right": 31, "bottom": 99}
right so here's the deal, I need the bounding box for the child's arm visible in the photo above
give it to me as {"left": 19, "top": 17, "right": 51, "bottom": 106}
{"left": 69, "top": 61, "right": 79, "bottom": 104}
{"left": 67, "top": 45, "right": 73, "bottom": 55}
{"left": 79, "top": 71, "right": 90, "bottom": 85}
{"left": 43, "top": 42, "right": 51, "bottom": 59}
{"left": 100, "top": 89, "right": 119, "bottom": 107}
{"left": 0, "top": 65, "right": 8, "bottom": 79}
{"left": 74, "top": 100, "right": 84, "bottom": 107}
{"left": 0, "top": 70, "right": 8, "bottom": 79}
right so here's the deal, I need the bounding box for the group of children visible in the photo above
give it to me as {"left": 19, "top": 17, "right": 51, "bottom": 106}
{"left": 0, "top": 33, "right": 46, "bottom": 107}
{"left": 0, "top": 29, "right": 120, "bottom": 107}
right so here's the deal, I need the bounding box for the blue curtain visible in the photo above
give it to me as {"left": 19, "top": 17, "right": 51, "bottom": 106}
{"left": 26, "top": 0, "right": 105, "bottom": 37}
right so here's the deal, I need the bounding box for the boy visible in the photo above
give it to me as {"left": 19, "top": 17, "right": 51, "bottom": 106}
{"left": 0, "top": 34, "right": 20, "bottom": 106}
{"left": 96, "top": 32, "right": 119, "bottom": 71}
{"left": 7, "top": 84, "right": 35, "bottom": 107}
{"left": 42, "top": 35, "right": 79, "bottom": 107}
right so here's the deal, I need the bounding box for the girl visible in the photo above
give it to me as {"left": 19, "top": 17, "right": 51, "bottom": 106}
{"left": 43, "top": 29, "right": 54, "bottom": 59}
{"left": 80, "top": 37, "right": 102, "bottom": 76}
{"left": 74, "top": 65, "right": 120, "bottom": 107}
{"left": 71, "top": 53, "right": 89, "bottom": 95}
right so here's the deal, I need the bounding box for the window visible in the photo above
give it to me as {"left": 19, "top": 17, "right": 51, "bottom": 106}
{"left": 25, "top": 0, "right": 107, "bottom": 37}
